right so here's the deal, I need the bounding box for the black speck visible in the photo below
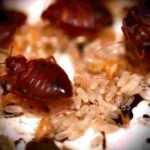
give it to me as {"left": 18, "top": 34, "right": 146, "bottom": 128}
{"left": 112, "top": 114, "right": 123, "bottom": 126}
{"left": 101, "top": 131, "right": 106, "bottom": 150}
{"left": 133, "top": 94, "right": 143, "bottom": 106}
{"left": 14, "top": 138, "right": 25, "bottom": 146}
{"left": 120, "top": 94, "right": 142, "bottom": 120}
{"left": 146, "top": 138, "right": 150, "bottom": 143}
{"left": 3, "top": 112, "right": 23, "bottom": 118}
{"left": 148, "top": 103, "right": 150, "bottom": 107}
{"left": 77, "top": 42, "right": 85, "bottom": 53}
{"left": 58, "top": 137, "right": 68, "bottom": 143}
{"left": 143, "top": 114, "right": 150, "bottom": 118}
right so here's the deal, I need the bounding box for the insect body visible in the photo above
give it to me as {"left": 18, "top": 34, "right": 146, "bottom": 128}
{"left": 0, "top": 8, "right": 26, "bottom": 49}
{"left": 42, "top": 0, "right": 113, "bottom": 37}
{"left": 122, "top": 0, "right": 150, "bottom": 72}
{"left": 0, "top": 55, "right": 73, "bottom": 101}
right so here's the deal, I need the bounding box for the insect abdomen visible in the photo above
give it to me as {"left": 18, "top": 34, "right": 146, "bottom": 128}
{"left": 15, "top": 60, "right": 72, "bottom": 100}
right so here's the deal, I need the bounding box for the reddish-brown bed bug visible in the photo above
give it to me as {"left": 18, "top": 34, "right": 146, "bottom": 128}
{"left": 0, "top": 7, "right": 26, "bottom": 49}
{"left": 0, "top": 55, "right": 73, "bottom": 101}
{"left": 122, "top": 0, "right": 150, "bottom": 72}
{"left": 42, "top": 0, "right": 113, "bottom": 37}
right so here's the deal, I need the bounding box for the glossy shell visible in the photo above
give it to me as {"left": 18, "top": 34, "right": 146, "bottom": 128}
{"left": 3, "top": 56, "right": 73, "bottom": 101}
{"left": 42, "top": 0, "right": 113, "bottom": 37}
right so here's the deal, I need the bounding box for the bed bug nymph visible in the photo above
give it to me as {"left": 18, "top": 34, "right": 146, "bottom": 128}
{"left": 0, "top": 54, "right": 73, "bottom": 101}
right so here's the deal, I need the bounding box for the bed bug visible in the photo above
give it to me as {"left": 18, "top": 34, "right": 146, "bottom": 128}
{"left": 122, "top": 0, "right": 150, "bottom": 72}
{"left": 42, "top": 0, "right": 113, "bottom": 37}
{"left": 0, "top": 55, "right": 73, "bottom": 101}
{"left": 0, "top": 7, "right": 26, "bottom": 49}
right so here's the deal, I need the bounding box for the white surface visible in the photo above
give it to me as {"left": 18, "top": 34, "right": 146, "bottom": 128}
{"left": 55, "top": 53, "right": 75, "bottom": 82}
{"left": 64, "top": 128, "right": 102, "bottom": 150}
{"left": 0, "top": 100, "right": 149, "bottom": 150}
{"left": 0, "top": 115, "right": 41, "bottom": 142}
{"left": 113, "top": 18, "right": 123, "bottom": 42}
{"left": 107, "top": 100, "right": 150, "bottom": 150}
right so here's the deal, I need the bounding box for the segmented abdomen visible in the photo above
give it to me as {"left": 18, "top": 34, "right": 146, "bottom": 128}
{"left": 14, "top": 60, "right": 72, "bottom": 100}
